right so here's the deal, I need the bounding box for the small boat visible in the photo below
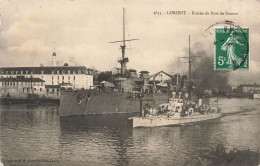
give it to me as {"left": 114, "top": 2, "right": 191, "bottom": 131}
{"left": 130, "top": 96, "right": 222, "bottom": 128}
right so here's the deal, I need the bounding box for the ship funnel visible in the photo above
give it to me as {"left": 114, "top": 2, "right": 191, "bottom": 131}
{"left": 129, "top": 69, "right": 137, "bottom": 78}
{"left": 140, "top": 71, "right": 150, "bottom": 84}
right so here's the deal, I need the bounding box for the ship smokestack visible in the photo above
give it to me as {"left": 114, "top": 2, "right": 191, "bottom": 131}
{"left": 52, "top": 52, "right": 57, "bottom": 66}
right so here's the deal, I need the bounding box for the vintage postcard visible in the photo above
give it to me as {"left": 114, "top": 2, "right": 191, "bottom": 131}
{"left": 0, "top": 0, "right": 260, "bottom": 166}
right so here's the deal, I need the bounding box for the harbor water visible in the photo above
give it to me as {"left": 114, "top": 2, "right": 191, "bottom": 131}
{"left": 1, "top": 98, "right": 260, "bottom": 166}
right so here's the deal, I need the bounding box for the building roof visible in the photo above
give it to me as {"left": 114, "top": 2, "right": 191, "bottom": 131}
{"left": 0, "top": 66, "right": 92, "bottom": 75}
{"left": 0, "top": 77, "right": 45, "bottom": 82}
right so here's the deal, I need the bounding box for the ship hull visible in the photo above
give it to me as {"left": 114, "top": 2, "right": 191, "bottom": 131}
{"left": 59, "top": 90, "right": 170, "bottom": 116}
{"left": 131, "top": 113, "right": 222, "bottom": 128}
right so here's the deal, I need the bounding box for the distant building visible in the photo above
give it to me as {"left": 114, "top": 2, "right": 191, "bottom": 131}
{"left": 0, "top": 66, "right": 94, "bottom": 98}
{"left": 0, "top": 52, "right": 94, "bottom": 98}
{"left": 0, "top": 76, "right": 45, "bottom": 97}
{"left": 237, "top": 84, "right": 260, "bottom": 93}
{"left": 231, "top": 86, "right": 237, "bottom": 91}
{"left": 148, "top": 72, "right": 188, "bottom": 92}
{"left": 0, "top": 66, "right": 93, "bottom": 89}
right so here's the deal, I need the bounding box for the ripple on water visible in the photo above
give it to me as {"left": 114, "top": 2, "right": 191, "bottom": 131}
{"left": 1, "top": 99, "right": 260, "bottom": 165}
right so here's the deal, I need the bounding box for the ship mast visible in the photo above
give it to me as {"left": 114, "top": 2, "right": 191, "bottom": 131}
{"left": 188, "top": 35, "right": 191, "bottom": 85}
{"left": 123, "top": 8, "right": 126, "bottom": 48}
{"left": 109, "top": 8, "right": 138, "bottom": 76}
{"left": 179, "top": 35, "right": 201, "bottom": 99}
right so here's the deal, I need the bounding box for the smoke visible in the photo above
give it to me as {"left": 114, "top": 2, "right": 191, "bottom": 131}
{"left": 191, "top": 48, "right": 229, "bottom": 91}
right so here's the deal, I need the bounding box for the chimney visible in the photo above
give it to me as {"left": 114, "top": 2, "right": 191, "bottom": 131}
{"left": 52, "top": 52, "right": 57, "bottom": 66}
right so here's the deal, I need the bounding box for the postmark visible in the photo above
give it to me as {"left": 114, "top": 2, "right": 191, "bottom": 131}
{"left": 203, "top": 21, "right": 250, "bottom": 70}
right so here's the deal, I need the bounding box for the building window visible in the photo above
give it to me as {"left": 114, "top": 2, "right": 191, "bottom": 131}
{"left": 57, "top": 70, "right": 60, "bottom": 74}
{"left": 52, "top": 70, "right": 54, "bottom": 74}
{"left": 74, "top": 76, "right": 75, "bottom": 80}
{"left": 68, "top": 76, "right": 70, "bottom": 80}
{"left": 47, "top": 89, "right": 49, "bottom": 93}
{"left": 21, "top": 70, "right": 23, "bottom": 74}
{"left": 52, "top": 81, "right": 54, "bottom": 85}
{"left": 68, "top": 70, "right": 71, "bottom": 74}
{"left": 62, "top": 70, "right": 65, "bottom": 74}
{"left": 31, "top": 71, "right": 33, "bottom": 74}
{"left": 62, "top": 76, "right": 64, "bottom": 80}
{"left": 73, "top": 70, "right": 76, "bottom": 74}
{"left": 41, "top": 70, "right": 44, "bottom": 74}
{"left": 78, "top": 70, "right": 81, "bottom": 74}
{"left": 40, "top": 88, "right": 42, "bottom": 92}
{"left": 57, "top": 76, "right": 59, "bottom": 80}
{"left": 52, "top": 89, "right": 54, "bottom": 92}
{"left": 34, "top": 88, "right": 36, "bottom": 91}
{"left": 11, "top": 71, "right": 14, "bottom": 74}
{"left": 34, "top": 82, "right": 36, "bottom": 86}
{"left": 41, "top": 82, "right": 43, "bottom": 86}
{"left": 26, "top": 71, "right": 28, "bottom": 74}
{"left": 16, "top": 71, "right": 18, "bottom": 74}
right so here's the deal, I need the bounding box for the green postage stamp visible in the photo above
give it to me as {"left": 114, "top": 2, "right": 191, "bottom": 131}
{"left": 215, "top": 27, "right": 249, "bottom": 70}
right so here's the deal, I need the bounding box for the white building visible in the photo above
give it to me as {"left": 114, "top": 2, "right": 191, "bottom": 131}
{"left": 0, "top": 76, "right": 45, "bottom": 97}
{"left": 0, "top": 66, "right": 94, "bottom": 93}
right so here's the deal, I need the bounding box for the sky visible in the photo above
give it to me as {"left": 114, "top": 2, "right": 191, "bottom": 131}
{"left": 0, "top": 0, "right": 260, "bottom": 85}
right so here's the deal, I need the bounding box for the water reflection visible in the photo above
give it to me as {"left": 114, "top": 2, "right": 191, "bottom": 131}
{"left": 131, "top": 119, "right": 225, "bottom": 166}
{"left": 59, "top": 114, "right": 134, "bottom": 165}
{"left": 0, "top": 105, "right": 60, "bottom": 166}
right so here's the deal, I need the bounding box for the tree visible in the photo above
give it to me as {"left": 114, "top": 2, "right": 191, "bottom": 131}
{"left": 97, "top": 71, "right": 113, "bottom": 82}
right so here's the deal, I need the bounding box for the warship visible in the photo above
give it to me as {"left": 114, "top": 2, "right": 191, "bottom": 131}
{"left": 59, "top": 9, "right": 177, "bottom": 116}
{"left": 130, "top": 36, "right": 222, "bottom": 128}
{"left": 130, "top": 97, "right": 222, "bottom": 128}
